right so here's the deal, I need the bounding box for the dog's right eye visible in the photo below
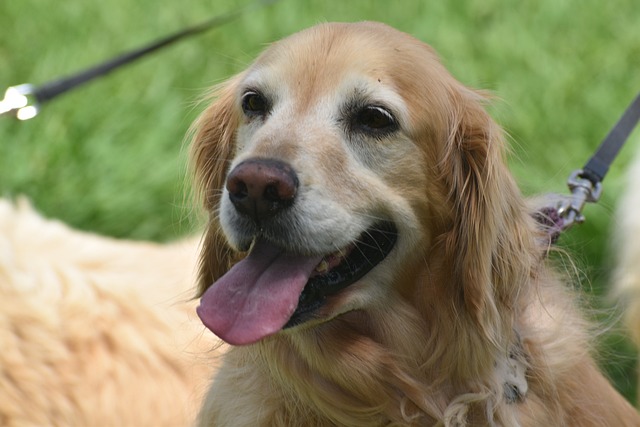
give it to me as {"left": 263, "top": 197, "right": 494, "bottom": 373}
{"left": 241, "top": 91, "right": 269, "bottom": 117}
{"left": 351, "top": 105, "right": 398, "bottom": 138}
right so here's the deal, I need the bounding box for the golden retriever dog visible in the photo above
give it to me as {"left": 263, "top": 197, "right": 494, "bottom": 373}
{"left": 190, "top": 22, "right": 639, "bottom": 426}
{"left": 0, "top": 198, "right": 217, "bottom": 426}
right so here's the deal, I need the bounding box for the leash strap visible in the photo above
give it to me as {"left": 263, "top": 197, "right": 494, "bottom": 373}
{"left": 0, "top": 0, "right": 277, "bottom": 120}
{"left": 582, "top": 93, "right": 640, "bottom": 184}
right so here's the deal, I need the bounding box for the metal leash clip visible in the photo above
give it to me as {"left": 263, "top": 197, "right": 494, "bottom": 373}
{"left": 556, "top": 169, "right": 603, "bottom": 229}
{"left": 0, "top": 84, "right": 39, "bottom": 120}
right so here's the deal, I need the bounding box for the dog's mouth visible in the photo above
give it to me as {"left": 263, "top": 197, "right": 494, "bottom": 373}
{"left": 196, "top": 221, "right": 397, "bottom": 346}
{"left": 285, "top": 221, "right": 397, "bottom": 328}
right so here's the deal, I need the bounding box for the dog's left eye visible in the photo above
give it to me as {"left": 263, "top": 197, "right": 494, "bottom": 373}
{"left": 353, "top": 106, "right": 398, "bottom": 136}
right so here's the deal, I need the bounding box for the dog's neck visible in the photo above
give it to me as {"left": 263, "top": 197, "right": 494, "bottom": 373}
{"left": 251, "top": 283, "right": 527, "bottom": 425}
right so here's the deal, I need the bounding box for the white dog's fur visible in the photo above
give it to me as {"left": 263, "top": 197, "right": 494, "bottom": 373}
{"left": 613, "top": 147, "right": 640, "bottom": 403}
{"left": 0, "top": 198, "right": 219, "bottom": 426}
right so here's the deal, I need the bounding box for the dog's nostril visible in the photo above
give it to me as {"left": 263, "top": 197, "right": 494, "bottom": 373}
{"left": 226, "top": 158, "right": 298, "bottom": 222}
{"left": 263, "top": 184, "right": 280, "bottom": 202}
{"left": 229, "top": 181, "right": 248, "bottom": 199}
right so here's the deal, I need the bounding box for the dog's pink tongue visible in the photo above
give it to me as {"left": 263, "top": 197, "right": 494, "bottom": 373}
{"left": 197, "top": 240, "right": 322, "bottom": 345}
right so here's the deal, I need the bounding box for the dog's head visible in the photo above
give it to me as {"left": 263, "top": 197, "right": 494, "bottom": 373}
{"left": 191, "top": 22, "right": 526, "bottom": 346}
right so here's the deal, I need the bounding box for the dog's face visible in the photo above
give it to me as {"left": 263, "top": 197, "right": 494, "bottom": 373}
{"left": 192, "top": 22, "right": 509, "bottom": 346}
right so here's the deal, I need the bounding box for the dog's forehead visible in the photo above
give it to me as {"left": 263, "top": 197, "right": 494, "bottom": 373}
{"left": 249, "top": 27, "right": 393, "bottom": 96}
{"left": 242, "top": 22, "right": 453, "bottom": 126}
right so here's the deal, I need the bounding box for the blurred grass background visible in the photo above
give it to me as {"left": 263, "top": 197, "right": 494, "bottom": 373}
{"left": 1, "top": 0, "right": 640, "bottom": 402}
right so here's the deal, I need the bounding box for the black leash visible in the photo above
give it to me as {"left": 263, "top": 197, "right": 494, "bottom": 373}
{"left": 0, "top": 0, "right": 277, "bottom": 120}
{"left": 539, "top": 91, "right": 640, "bottom": 242}
{"left": 583, "top": 93, "right": 640, "bottom": 185}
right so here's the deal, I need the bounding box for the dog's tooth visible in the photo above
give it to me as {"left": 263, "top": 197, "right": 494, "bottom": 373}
{"left": 315, "top": 260, "right": 329, "bottom": 273}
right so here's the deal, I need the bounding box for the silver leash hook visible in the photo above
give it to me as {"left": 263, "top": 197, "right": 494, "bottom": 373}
{"left": 556, "top": 169, "right": 603, "bottom": 229}
{"left": 0, "top": 84, "right": 39, "bottom": 120}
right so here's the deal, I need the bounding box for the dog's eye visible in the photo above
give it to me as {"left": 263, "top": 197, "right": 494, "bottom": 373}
{"left": 353, "top": 106, "right": 398, "bottom": 136}
{"left": 241, "top": 91, "right": 269, "bottom": 117}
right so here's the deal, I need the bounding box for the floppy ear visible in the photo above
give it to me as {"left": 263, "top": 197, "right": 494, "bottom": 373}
{"left": 189, "top": 76, "right": 242, "bottom": 296}
{"left": 441, "top": 87, "right": 530, "bottom": 341}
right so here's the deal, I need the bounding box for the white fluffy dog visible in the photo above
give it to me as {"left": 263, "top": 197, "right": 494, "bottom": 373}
{"left": 0, "top": 199, "right": 218, "bottom": 426}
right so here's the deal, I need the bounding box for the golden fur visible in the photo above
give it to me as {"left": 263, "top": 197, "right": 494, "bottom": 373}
{"left": 190, "top": 22, "right": 639, "bottom": 426}
{"left": 0, "top": 198, "right": 218, "bottom": 426}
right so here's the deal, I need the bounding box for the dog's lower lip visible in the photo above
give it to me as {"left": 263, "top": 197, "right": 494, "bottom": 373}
{"left": 284, "top": 221, "right": 398, "bottom": 328}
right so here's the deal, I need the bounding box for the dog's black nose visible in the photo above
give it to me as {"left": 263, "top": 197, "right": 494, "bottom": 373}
{"left": 226, "top": 158, "right": 298, "bottom": 222}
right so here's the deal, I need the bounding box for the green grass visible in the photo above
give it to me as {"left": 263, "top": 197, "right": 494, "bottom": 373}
{"left": 2, "top": 0, "right": 640, "bottom": 402}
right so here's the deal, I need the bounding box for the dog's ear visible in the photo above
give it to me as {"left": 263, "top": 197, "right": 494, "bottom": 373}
{"left": 189, "top": 76, "right": 242, "bottom": 296}
{"left": 441, "top": 87, "right": 529, "bottom": 341}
